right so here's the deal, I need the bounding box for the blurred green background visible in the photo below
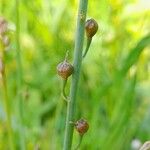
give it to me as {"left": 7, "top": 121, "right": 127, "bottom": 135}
{"left": 0, "top": 0, "right": 150, "bottom": 149}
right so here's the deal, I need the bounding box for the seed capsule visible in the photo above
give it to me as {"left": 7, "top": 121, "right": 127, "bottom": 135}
{"left": 85, "top": 18, "right": 98, "bottom": 38}
{"left": 57, "top": 60, "right": 73, "bottom": 80}
{"left": 75, "top": 119, "right": 89, "bottom": 135}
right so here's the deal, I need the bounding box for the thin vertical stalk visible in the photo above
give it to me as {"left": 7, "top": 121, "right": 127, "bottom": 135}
{"left": 0, "top": 0, "right": 4, "bottom": 13}
{"left": 1, "top": 51, "right": 15, "bottom": 150}
{"left": 63, "top": 0, "right": 88, "bottom": 150}
{"left": 74, "top": 135, "right": 83, "bottom": 150}
{"left": 15, "top": 0, "right": 26, "bottom": 149}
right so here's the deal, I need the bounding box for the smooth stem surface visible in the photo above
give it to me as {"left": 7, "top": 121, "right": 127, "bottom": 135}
{"left": 1, "top": 54, "right": 15, "bottom": 150}
{"left": 1, "top": 0, "right": 5, "bottom": 13}
{"left": 74, "top": 135, "right": 83, "bottom": 150}
{"left": 16, "top": 0, "right": 26, "bottom": 149}
{"left": 82, "top": 37, "right": 92, "bottom": 58}
{"left": 63, "top": 0, "right": 88, "bottom": 149}
{"left": 62, "top": 79, "right": 68, "bottom": 100}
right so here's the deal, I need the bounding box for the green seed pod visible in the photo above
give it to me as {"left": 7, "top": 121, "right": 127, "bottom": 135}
{"left": 75, "top": 119, "right": 89, "bottom": 135}
{"left": 57, "top": 60, "right": 73, "bottom": 80}
{"left": 85, "top": 18, "right": 98, "bottom": 38}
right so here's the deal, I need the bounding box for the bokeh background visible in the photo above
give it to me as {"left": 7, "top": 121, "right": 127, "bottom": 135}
{"left": 0, "top": 0, "right": 150, "bottom": 149}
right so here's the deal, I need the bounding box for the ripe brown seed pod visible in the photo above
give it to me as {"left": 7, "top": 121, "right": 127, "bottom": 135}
{"left": 85, "top": 18, "right": 98, "bottom": 38}
{"left": 75, "top": 119, "right": 89, "bottom": 135}
{"left": 57, "top": 60, "right": 73, "bottom": 80}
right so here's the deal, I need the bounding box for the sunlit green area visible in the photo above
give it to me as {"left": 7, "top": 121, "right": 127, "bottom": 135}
{"left": 0, "top": 0, "right": 150, "bottom": 149}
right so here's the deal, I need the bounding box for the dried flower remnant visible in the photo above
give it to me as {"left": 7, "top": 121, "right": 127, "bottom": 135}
{"left": 1, "top": 35, "right": 10, "bottom": 47}
{"left": 0, "top": 58, "right": 4, "bottom": 74}
{"left": 0, "top": 17, "right": 10, "bottom": 49}
{"left": 0, "top": 17, "right": 8, "bottom": 35}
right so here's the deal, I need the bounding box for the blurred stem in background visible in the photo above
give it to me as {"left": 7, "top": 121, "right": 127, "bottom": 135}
{"left": 15, "top": 0, "right": 26, "bottom": 149}
{"left": 1, "top": 0, "right": 4, "bottom": 14}
{"left": 0, "top": 47, "right": 15, "bottom": 150}
{"left": 63, "top": 0, "right": 88, "bottom": 149}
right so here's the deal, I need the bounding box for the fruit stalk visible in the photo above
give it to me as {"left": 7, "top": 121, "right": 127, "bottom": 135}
{"left": 63, "top": 0, "right": 88, "bottom": 149}
{"left": 15, "top": 0, "right": 26, "bottom": 149}
{"left": 82, "top": 18, "right": 98, "bottom": 58}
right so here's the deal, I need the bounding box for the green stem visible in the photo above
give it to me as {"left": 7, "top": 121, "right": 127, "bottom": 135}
{"left": 0, "top": 0, "right": 5, "bottom": 13}
{"left": 15, "top": 0, "right": 26, "bottom": 149}
{"left": 62, "top": 79, "right": 68, "bottom": 101}
{"left": 63, "top": 0, "right": 88, "bottom": 150}
{"left": 82, "top": 37, "right": 92, "bottom": 58}
{"left": 1, "top": 55, "right": 15, "bottom": 150}
{"left": 74, "top": 135, "right": 83, "bottom": 150}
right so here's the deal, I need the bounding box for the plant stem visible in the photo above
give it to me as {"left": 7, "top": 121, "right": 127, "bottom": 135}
{"left": 82, "top": 37, "right": 92, "bottom": 58}
{"left": 1, "top": 0, "right": 5, "bottom": 13}
{"left": 74, "top": 135, "right": 83, "bottom": 150}
{"left": 63, "top": 0, "right": 88, "bottom": 150}
{"left": 15, "top": 0, "right": 26, "bottom": 149}
{"left": 1, "top": 53, "right": 15, "bottom": 150}
{"left": 62, "top": 79, "right": 68, "bottom": 100}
